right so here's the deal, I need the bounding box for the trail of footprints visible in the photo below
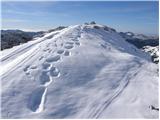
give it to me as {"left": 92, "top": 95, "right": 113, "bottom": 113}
{"left": 24, "top": 36, "right": 81, "bottom": 113}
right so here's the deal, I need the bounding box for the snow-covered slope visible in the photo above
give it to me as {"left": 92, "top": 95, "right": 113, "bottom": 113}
{"left": 0, "top": 24, "right": 158, "bottom": 118}
{"left": 119, "top": 31, "right": 159, "bottom": 64}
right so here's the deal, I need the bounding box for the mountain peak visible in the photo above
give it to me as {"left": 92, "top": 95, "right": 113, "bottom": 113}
{"left": 1, "top": 23, "right": 158, "bottom": 118}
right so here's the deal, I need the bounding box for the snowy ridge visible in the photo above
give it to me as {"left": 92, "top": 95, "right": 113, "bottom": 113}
{"left": 0, "top": 24, "right": 158, "bottom": 118}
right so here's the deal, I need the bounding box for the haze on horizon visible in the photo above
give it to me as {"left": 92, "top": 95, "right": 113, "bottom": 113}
{"left": 1, "top": 1, "right": 159, "bottom": 35}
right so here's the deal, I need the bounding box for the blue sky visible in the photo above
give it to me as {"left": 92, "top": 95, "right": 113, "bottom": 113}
{"left": 1, "top": 1, "right": 159, "bottom": 35}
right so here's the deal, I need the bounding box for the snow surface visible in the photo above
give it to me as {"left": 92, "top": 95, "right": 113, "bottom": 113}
{"left": 0, "top": 24, "right": 159, "bottom": 118}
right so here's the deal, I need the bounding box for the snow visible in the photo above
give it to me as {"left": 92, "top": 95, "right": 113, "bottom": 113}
{"left": 0, "top": 24, "right": 158, "bottom": 118}
{"left": 143, "top": 46, "right": 159, "bottom": 64}
{"left": 28, "top": 86, "right": 47, "bottom": 113}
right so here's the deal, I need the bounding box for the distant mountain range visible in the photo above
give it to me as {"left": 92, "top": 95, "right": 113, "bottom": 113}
{"left": 119, "top": 31, "right": 159, "bottom": 64}
{"left": 1, "top": 26, "right": 66, "bottom": 50}
{"left": 1, "top": 30, "right": 44, "bottom": 50}
{"left": 1, "top": 24, "right": 159, "bottom": 64}
{"left": 119, "top": 32, "right": 158, "bottom": 48}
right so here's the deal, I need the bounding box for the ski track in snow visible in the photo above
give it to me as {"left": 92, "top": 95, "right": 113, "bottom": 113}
{"left": 1, "top": 25, "right": 158, "bottom": 118}
{"left": 0, "top": 32, "right": 59, "bottom": 62}
{"left": 76, "top": 59, "right": 143, "bottom": 118}
{"left": 89, "top": 63, "right": 142, "bottom": 118}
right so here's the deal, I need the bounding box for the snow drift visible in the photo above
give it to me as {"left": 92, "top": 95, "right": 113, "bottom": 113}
{"left": 0, "top": 23, "right": 159, "bottom": 118}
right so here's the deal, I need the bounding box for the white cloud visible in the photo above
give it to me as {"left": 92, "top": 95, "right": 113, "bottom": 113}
{"left": 2, "top": 8, "right": 69, "bottom": 17}
{"left": 2, "top": 18, "right": 28, "bottom": 23}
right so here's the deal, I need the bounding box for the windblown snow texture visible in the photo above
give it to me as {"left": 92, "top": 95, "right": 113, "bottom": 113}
{"left": 0, "top": 24, "right": 158, "bottom": 118}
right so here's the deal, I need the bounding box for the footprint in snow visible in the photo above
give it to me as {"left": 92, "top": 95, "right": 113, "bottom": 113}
{"left": 64, "top": 44, "right": 74, "bottom": 49}
{"left": 64, "top": 50, "right": 70, "bottom": 56}
{"left": 39, "top": 56, "right": 44, "bottom": 61}
{"left": 24, "top": 65, "right": 37, "bottom": 75}
{"left": 65, "top": 41, "right": 74, "bottom": 45}
{"left": 38, "top": 71, "right": 51, "bottom": 86}
{"left": 43, "top": 48, "right": 50, "bottom": 52}
{"left": 30, "top": 65, "right": 37, "bottom": 69}
{"left": 47, "top": 49, "right": 52, "bottom": 53}
{"left": 75, "top": 42, "right": 80, "bottom": 46}
{"left": 46, "top": 55, "right": 60, "bottom": 62}
{"left": 28, "top": 86, "right": 47, "bottom": 113}
{"left": 101, "top": 44, "right": 107, "bottom": 49}
{"left": 57, "top": 49, "right": 64, "bottom": 54}
{"left": 71, "top": 39, "right": 79, "bottom": 42}
{"left": 42, "top": 62, "right": 51, "bottom": 70}
{"left": 23, "top": 65, "right": 30, "bottom": 72}
{"left": 61, "top": 43, "right": 63, "bottom": 46}
{"left": 49, "top": 66, "right": 60, "bottom": 77}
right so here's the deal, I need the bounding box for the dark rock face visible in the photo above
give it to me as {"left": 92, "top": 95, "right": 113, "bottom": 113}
{"left": 142, "top": 46, "right": 159, "bottom": 64}
{"left": 93, "top": 26, "right": 101, "bottom": 29}
{"left": 149, "top": 105, "right": 159, "bottom": 111}
{"left": 92, "top": 25, "right": 116, "bottom": 33}
{"left": 90, "top": 21, "right": 96, "bottom": 24}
